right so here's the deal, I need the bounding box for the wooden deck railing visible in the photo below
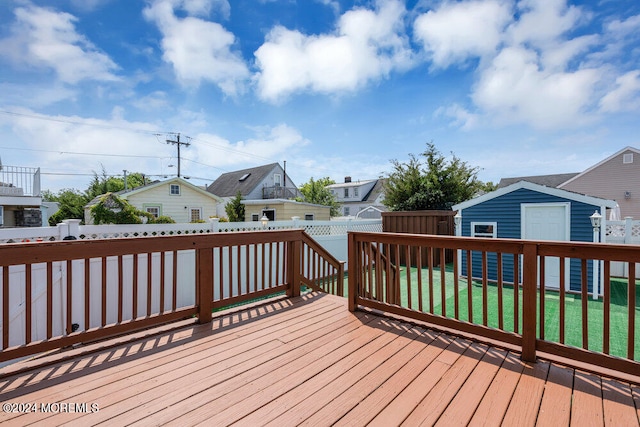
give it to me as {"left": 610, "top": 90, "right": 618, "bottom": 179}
{"left": 348, "top": 231, "right": 640, "bottom": 378}
{"left": 0, "top": 229, "right": 343, "bottom": 363}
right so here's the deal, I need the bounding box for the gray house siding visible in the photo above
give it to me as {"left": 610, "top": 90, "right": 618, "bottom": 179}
{"left": 460, "top": 188, "right": 600, "bottom": 292}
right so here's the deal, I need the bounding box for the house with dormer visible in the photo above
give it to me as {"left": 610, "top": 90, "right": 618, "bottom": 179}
{"left": 326, "top": 177, "right": 387, "bottom": 219}
{"left": 206, "top": 163, "right": 303, "bottom": 219}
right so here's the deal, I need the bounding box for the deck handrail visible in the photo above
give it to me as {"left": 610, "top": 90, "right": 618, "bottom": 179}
{"left": 348, "top": 231, "right": 640, "bottom": 378}
{"left": 0, "top": 229, "right": 344, "bottom": 363}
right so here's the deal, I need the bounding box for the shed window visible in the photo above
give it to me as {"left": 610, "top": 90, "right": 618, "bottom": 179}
{"left": 304, "top": 213, "right": 314, "bottom": 221}
{"left": 471, "top": 222, "right": 497, "bottom": 238}
{"left": 252, "top": 214, "right": 259, "bottom": 221}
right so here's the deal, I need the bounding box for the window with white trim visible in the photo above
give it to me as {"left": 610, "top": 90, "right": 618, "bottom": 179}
{"left": 623, "top": 153, "right": 633, "bottom": 164}
{"left": 344, "top": 188, "right": 349, "bottom": 198}
{"left": 471, "top": 222, "right": 497, "bottom": 238}
{"left": 344, "top": 207, "right": 350, "bottom": 216}
{"left": 354, "top": 187, "right": 359, "bottom": 197}
{"left": 145, "top": 206, "right": 160, "bottom": 218}
{"left": 274, "top": 173, "right": 282, "bottom": 186}
{"left": 190, "top": 208, "right": 202, "bottom": 222}
{"left": 170, "top": 184, "right": 180, "bottom": 195}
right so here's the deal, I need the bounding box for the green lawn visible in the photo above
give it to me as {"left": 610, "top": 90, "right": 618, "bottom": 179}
{"left": 349, "top": 264, "right": 640, "bottom": 360}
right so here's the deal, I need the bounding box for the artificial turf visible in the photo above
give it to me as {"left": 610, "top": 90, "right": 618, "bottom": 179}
{"left": 353, "top": 263, "right": 640, "bottom": 360}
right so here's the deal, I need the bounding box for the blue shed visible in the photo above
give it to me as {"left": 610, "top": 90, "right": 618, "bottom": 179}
{"left": 452, "top": 181, "right": 616, "bottom": 295}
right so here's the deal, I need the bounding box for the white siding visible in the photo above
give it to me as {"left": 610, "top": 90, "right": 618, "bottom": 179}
{"left": 128, "top": 183, "right": 218, "bottom": 223}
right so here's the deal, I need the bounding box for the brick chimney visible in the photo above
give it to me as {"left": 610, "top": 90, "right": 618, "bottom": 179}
{"left": 344, "top": 176, "right": 351, "bottom": 183}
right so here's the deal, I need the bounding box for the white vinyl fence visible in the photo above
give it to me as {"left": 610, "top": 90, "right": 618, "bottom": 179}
{"left": 605, "top": 217, "right": 640, "bottom": 278}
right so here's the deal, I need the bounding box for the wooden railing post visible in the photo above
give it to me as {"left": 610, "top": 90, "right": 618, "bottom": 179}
{"left": 348, "top": 232, "right": 357, "bottom": 312}
{"left": 522, "top": 242, "right": 537, "bottom": 362}
{"left": 197, "top": 247, "right": 213, "bottom": 323}
{"left": 287, "top": 238, "right": 301, "bottom": 297}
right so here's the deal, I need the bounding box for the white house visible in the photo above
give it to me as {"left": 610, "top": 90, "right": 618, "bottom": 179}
{"left": 326, "top": 177, "right": 387, "bottom": 219}
{"left": 0, "top": 163, "right": 45, "bottom": 227}
{"left": 85, "top": 177, "right": 223, "bottom": 224}
{"left": 206, "top": 163, "right": 301, "bottom": 218}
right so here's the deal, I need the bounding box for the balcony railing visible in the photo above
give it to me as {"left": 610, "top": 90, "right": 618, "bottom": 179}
{"left": 0, "top": 229, "right": 343, "bottom": 363}
{"left": 0, "top": 165, "right": 41, "bottom": 197}
{"left": 347, "top": 232, "right": 640, "bottom": 377}
{"left": 262, "top": 185, "right": 299, "bottom": 199}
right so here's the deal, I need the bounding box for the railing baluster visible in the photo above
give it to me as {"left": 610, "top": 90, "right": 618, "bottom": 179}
{"left": 172, "top": 250, "right": 178, "bottom": 312}
{"left": 539, "top": 256, "right": 545, "bottom": 340}
{"left": 237, "top": 245, "right": 242, "bottom": 297}
{"left": 132, "top": 254, "right": 138, "bottom": 320}
{"left": 417, "top": 247, "right": 423, "bottom": 313}
{"left": 405, "top": 245, "right": 412, "bottom": 309}
{"left": 65, "top": 261, "right": 73, "bottom": 334}
{"left": 513, "top": 253, "right": 519, "bottom": 334}
{"left": 118, "top": 255, "right": 124, "bottom": 322}
{"left": 482, "top": 251, "right": 488, "bottom": 326}
{"left": 453, "top": 249, "right": 459, "bottom": 320}
{"left": 428, "top": 246, "right": 434, "bottom": 313}
{"left": 102, "top": 256, "right": 108, "bottom": 327}
{"left": 466, "top": 250, "right": 472, "bottom": 322}
{"left": 497, "top": 253, "right": 503, "bottom": 330}
{"left": 603, "top": 260, "right": 610, "bottom": 354}
{"left": 25, "top": 264, "right": 32, "bottom": 345}
{"left": 47, "top": 262, "right": 53, "bottom": 339}
{"left": 559, "top": 257, "right": 565, "bottom": 344}
{"left": 3, "top": 266, "right": 9, "bottom": 348}
{"left": 85, "top": 258, "right": 90, "bottom": 330}
{"left": 628, "top": 262, "right": 636, "bottom": 360}
{"left": 440, "top": 248, "right": 446, "bottom": 318}
{"left": 146, "top": 253, "right": 153, "bottom": 318}
{"left": 581, "top": 259, "right": 588, "bottom": 350}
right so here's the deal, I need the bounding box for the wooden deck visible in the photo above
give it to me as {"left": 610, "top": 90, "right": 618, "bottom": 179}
{"left": 1, "top": 292, "right": 639, "bottom": 426}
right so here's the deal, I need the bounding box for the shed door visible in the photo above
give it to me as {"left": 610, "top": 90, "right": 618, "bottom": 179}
{"left": 522, "top": 204, "right": 570, "bottom": 289}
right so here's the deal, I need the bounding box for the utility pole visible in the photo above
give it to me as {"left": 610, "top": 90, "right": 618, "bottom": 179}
{"left": 165, "top": 133, "right": 190, "bottom": 178}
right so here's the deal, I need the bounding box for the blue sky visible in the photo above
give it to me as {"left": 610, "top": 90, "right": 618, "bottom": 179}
{"left": 1, "top": 0, "right": 639, "bottom": 193}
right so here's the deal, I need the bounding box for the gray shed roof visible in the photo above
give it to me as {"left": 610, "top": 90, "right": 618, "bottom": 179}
{"left": 497, "top": 173, "right": 579, "bottom": 189}
{"left": 206, "top": 163, "right": 280, "bottom": 198}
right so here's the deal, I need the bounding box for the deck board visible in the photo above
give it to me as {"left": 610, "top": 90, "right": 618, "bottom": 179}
{"left": 0, "top": 292, "right": 638, "bottom": 426}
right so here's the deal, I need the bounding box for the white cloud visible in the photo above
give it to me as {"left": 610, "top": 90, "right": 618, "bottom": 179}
{"left": 435, "top": 104, "right": 480, "bottom": 130}
{"left": 0, "top": 5, "right": 119, "bottom": 84}
{"left": 190, "top": 124, "right": 310, "bottom": 167}
{"left": 506, "top": 0, "right": 586, "bottom": 47}
{"left": 254, "top": 0, "right": 413, "bottom": 102}
{"left": 599, "top": 70, "right": 640, "bottom": 113}
{"left": 413, "top": 0, "right": 512, "bottom": 68}
{"left": 144, "top": 0, "right": 249, "bottom": 95}
{"left": 472, "top": 46, "right": 602, "bottom": 129}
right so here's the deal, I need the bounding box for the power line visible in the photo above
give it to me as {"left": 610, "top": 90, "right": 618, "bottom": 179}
{"left": 0, "top": 109, "right": 167, "bottom": 135}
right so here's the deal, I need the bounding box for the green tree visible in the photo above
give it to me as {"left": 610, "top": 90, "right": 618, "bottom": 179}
{"left": 42, "top": 189, "right": 89, "bottom": 225}
{"left": 225, "top": 191, "right": 245, "bottom": 222}
{"left": 86, "top": 167, "right": 148, "bottom": 199}
{"left": 383, "top": 143, "right": 485, "bottom": 211}
{"left": 296, "top": 177, "right": 341, "bottom": 217}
